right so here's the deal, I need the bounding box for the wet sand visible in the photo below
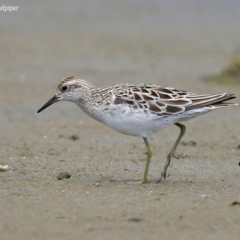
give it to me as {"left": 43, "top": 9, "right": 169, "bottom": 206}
{"left": 0, "top": 1, "right": 240, "bottom": 239}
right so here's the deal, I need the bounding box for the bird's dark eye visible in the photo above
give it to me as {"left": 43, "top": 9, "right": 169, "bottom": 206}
{"left": 61, "top": 85, "right": 68, "bottom": 92}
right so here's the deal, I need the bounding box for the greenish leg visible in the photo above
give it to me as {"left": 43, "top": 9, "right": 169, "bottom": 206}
{"left": 142, "top": 137, "right": 153, "bottom": 183}
{"left": 157, "top": 123, "right": 186, "bottom": 183}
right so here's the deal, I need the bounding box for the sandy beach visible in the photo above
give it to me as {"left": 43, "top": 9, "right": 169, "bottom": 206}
{"left": 0, "top": 1, "right": 240, "bottom": 239}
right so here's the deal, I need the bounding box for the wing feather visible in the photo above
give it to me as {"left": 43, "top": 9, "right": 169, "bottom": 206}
{"left": 112, "top": 84, "right": 236, "bottom": 116}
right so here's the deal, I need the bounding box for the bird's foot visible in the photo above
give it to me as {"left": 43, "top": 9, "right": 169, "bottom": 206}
{"left": 156, "top": 171, "right": 167, "bottom": 183}
{"left": 156, "top": 156, "right": 172, "bottom": 183}
{"left": 173, "top": 154, "right": 179, "bottom": 159}
{"left": 141, "top": 179, "right": 150, "bottom": 184}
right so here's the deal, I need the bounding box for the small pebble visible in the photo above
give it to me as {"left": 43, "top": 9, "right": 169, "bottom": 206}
{"left": 0, "top": 164, "right": 9, "bottom": 172}
{"left": 229, "top": 201, "right": 240, "bottom": 206}
{"left": 128, "top": 217, "right": 142, "bottom": 222}
{"left": 182, "top": 140, "right": 197, "bottom": 146}
{"left": 60, "top": 159, "right": 67, "bottom": 162}
{"left": 69, "top": 135, "right": 79, "bottom": 140}
{"left": 57, "top": 172, "right": 71, "bottom": 180}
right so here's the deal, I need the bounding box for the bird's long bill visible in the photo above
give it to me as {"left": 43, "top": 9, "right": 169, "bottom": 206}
{"left": 37, "top": 95, "right": 59, "bottom": 113}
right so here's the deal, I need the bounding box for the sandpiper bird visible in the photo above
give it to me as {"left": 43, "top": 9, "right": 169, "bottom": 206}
{"left": 37, "top": 76, "right": 237, "bottom": 183}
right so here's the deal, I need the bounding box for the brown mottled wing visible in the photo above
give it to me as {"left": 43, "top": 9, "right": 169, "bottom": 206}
{"left": 112, "top": 84, "right": 189, "bottom": 116}
{"left": 113, "top": 84, "right": 236, "bottom": 116}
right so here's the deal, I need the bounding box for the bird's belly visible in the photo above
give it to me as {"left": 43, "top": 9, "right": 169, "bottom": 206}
{"left": 99, "top": 105, "right": 214, "bottom": 137}
{"left": 102, "top": 110, "right": 175, "bottom": 137}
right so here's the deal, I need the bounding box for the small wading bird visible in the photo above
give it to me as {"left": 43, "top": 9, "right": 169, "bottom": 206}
{"left": 38, "top": 76, "right": 237, "bottom": 183}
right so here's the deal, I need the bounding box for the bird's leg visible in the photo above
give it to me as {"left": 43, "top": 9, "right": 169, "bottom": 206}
{"left": 157, "top": 123, "right": 186, "bottom": 183}
{"left": 142, "top": 137, "right": 153, "bottom": 183}
{"left": 166, "top": 153, "right": 179, "bottom": 177}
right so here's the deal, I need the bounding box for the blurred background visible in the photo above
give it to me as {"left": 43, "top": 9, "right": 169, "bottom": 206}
{"left": 1, "top": 0, "right": 239, "bottom": 110}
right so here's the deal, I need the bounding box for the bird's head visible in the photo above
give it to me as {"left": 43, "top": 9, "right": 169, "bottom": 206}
{"left": 37, "top": 76, "right": 94, "bottom": 113}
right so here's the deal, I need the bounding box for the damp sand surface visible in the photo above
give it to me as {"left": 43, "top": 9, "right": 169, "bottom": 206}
{"left": 0, "top": 1, "right": 240, "bottom": 239}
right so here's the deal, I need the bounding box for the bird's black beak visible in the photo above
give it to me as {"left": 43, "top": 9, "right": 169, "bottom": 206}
{"left": 37, "top": 95, "right": 59, "bottom": 113}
